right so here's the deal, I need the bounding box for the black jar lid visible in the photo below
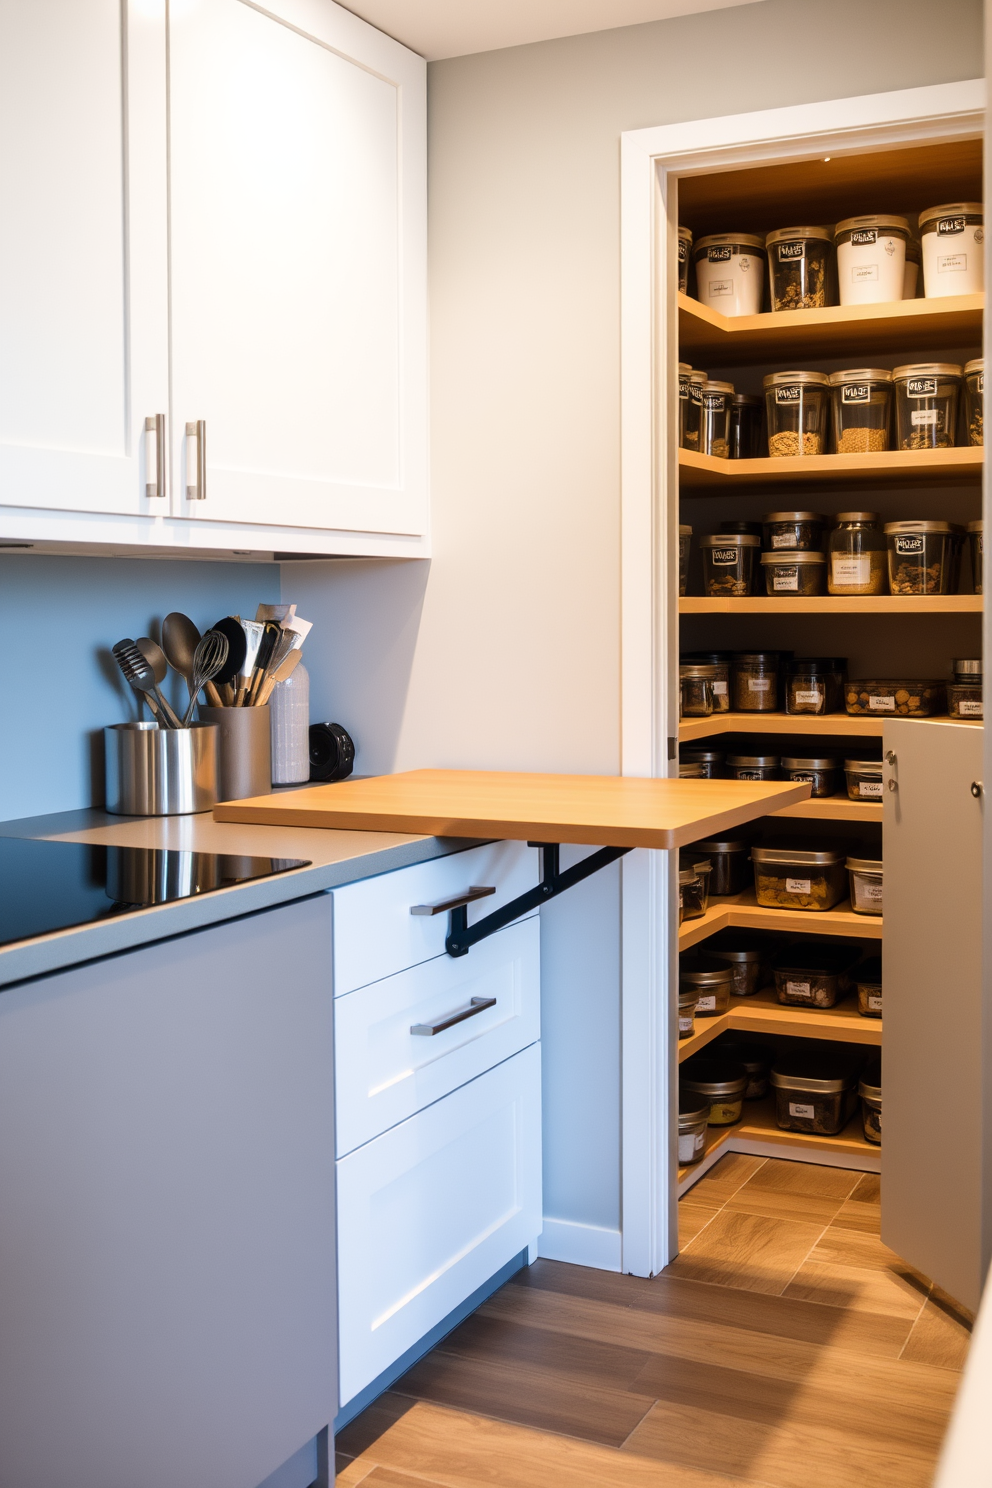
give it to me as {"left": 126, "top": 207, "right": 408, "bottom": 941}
{"left": 786, "top": 656, "right": 846, "bottom": 674}
{"left": 719, "top": 520, "right": 762, "bottom": 536}
{"left": 733, "top": 651, "right": 792, "bottom": 666}
{"left": 681, "top": 651, "right": 733, "bottom": 664}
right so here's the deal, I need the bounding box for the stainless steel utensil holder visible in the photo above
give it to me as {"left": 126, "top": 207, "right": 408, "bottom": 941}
{"left": 104, "top": 722, "right": 219, "bottom": 816}
{"left": 198, "top": 705, "right": 272, "bottom": 802}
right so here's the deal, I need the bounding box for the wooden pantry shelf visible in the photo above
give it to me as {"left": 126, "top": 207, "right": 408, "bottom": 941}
{"left": 678, "top": 289, "right": 984, "bottom": 365}
{"left": 679, "top": 712, "right": 883, "bottom": 742}
{"left": 678, "top": 445, "right": 982, "bottom": 493}
{"left": 680, "top": 595, "right": 983, "bottom": 615}
{"left": 772, "top": 796, "right": 882, "bottom": 823}
{"left": 678, "top": 1095, "right": 880, "bottom": 1191}
{"left": 678, "top": 890, "right": 880, "bottom": 951}
{"left": 677, "top": 986, "right": 881, "bottom": 1064}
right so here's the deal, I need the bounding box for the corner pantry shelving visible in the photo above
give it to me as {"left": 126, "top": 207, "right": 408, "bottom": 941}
{"left": 679, "top": 444, "right": 982, "bottom": 490}
{"left": 678, "top": 891, "right": 880, "bottom": 951}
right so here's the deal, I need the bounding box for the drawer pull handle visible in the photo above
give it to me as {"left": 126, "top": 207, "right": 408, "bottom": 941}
{"left": 410, "top": 885, "right": 496, "bottom": 917}
{"left": 411, "top": 996, "right": 496, "bottom": 1036}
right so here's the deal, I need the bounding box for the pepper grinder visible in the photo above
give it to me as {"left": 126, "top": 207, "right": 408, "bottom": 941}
{"left": 270, "top": 660, "right": 310, "bottom": 784}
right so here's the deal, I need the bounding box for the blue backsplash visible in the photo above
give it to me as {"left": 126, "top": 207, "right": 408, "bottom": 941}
{"left": 0, "top": 555, "right": 279, "bottom": 823}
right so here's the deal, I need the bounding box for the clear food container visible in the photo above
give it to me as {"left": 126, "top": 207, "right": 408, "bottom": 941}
{"left": 678, "top": 956, "right": 734, "bottom": 1019}
{"left": 727, "top": 754, "right": 780, "bottom": 782}
{"left": 706, "top": 933, "right": 770, "bottom": 996}
{"left": 781, "top": 756, "right": 842, "bottom": 797}
{"left": 688, "top": 835, "right": 751, "bottom": 896}
{"left": 764, "top": 370, "right": 830, "bottom": 457}
{"left": 834, "top": 214, "right": 909, "bottom": 305}
{"left": 679, "top": 746, "right": 725, "bottom": 777}
{"left": 828, "top": 368, "right": 893, "bottom": 453}
{"left": 681, "top": 652, "right": 730, "bottom": 713}
{"left": 968, "top": 519, "right": 983, "bottom": 594}
{"left": 679, "top": 664, "right": 714, "bottom": 718}
{"left": 859, "top": 1060, "right": 882, "bottom": 1144}
{"left": 771, "top": 942, "right": 856, "bottom": 1008}
{"left": 893, "top": 362, "right": 962, "bottom": 450}
{"left": 920, "top": 202, "right": 984, "bottom": 297}
{"left": 678, "top": 988, "right": 699, "bottom": 1040}
{"left": 845, "top": 678, "right": 945, "bottom": 716}
{"left": 884, "top": 520, "right": 961, "bottom": 595}
{"left": 710, "top": 1039, "right": 775, "bottom": 1099}
{"left": 948, "top": 659, "right": 982, "bottom": 720}
{"left": 678, "top": 364, "right": 700, "bottom": 450}
{"left": 828, "top": 512, "right": 888, "bottom": 595}
{"left": 766, "top": 226, "right": 833, "bottom": 311}
{"left": 692, "top": 233, "right": 766, "bottom": 316}
{"left": 904, "top": 235, "right": 921, "bottom": 298}
{"left": 771, "top": 1053, "right": 859, "bottom": 1135}
{"left": 855, "top": 955, "right": 882, "bottom": 1019}
{"left": 844, "top": 758, "right": 883, "bottom": 801}
{"left": 678, "top": 1092, "right": 710, "bottom": 1164}
{"left": 965, "top": 358, "right": 983, "bottom": 446}
{"left": 847, "top": 853, "right": 883, "bottom": 915}
{"left": 761, "top": 550, "right": 826, "bottom": 596}
{"left": 763, "top": 510, "right": 827, "bottom": 552}
{"left": 681, "top": 1057, "right": 747, "bottom": 1126}
{"left": 700, "top": 533, "right": 759, "bottom": 596}
{"left": 785, "top": 659, "right": 844, "bottom": 716}
{"left": 678, "top": 858, "right": 713, "bottom": 918}
{"left": 678, "top": 523, "right": 692, "bottom": 596}
{"left": 700, "top": 381, "right": 735, "bottom": 458}
{"left": 751, "top": 843, "right": 847, "bottom": 911}
{"left": 729, "top": 393, "right": 763, "bottom": 458}
{"left": 677, "top": 227, "right": 693, "bottom": 295}
{"left": 732, "top": 652, "right": 781, "bottom": 712}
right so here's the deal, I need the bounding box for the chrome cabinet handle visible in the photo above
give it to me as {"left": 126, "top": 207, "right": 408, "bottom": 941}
{"left": 885, "top": 750, "right": 897, "bottom": 766}
{"left": 972, "top": 781, "right": 983, "bottom": 798}
{"left": 185, "top": 420, "right": 206, "bottom": 500}
{"left": 410, "top": 885, "right": 496, "bottom": 917}
{"left": 411, "top": 996, "right": 496, "bottom": 1036}
{"left": 144, "top": 414, "right": 166, "bottom": 498}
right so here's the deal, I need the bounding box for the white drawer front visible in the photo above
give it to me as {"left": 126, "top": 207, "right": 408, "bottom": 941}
{"left": 336, "top": 1043, "right": 542, "bottom": 1406}
{"left": 335, "top": 916, "right": 540, "bottom": 1157}
{"left": 331, "top": 840, "right": 539, "bottom": 995}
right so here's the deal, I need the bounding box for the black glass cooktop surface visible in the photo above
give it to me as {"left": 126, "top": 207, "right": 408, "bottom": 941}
{"left": 0, "top": 837, "right": 311, "bottom": 948}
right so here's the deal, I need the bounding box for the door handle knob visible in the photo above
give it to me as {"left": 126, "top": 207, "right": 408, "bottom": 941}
{"left": 971, "top": 781, "right": 983, "bottom": 798}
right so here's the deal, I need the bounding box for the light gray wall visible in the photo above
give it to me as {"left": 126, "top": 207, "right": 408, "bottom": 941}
{"left": 293, "top": 0, "right": 984, "bottom": 1242}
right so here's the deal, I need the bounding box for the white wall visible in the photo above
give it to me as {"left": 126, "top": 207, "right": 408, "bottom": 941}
{"left": 288, "top": 0, "right": 984, "bottom": 1246}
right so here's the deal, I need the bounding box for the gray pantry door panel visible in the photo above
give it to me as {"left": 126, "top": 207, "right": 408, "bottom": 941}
{"left": 0, "top": 894, "right": 336, "bottom": 1488}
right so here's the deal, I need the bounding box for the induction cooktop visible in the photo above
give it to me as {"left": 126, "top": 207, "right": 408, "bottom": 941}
{"left": 0, "top": 837, "right": 311, "bottom": 949}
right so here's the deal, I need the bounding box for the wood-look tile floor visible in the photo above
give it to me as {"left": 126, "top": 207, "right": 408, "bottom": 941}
{"left": 336, "top": 1156, "right": 973, "bottom": 1488}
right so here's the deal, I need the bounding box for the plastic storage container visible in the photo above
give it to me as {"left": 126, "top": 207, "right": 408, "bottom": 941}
{"left": 965, "top": 358, "right": 984, "bottom": 446}
{"left": 948, "top": 658, "right": 983, "bottom": 719}
{"left": 920, "top": 202, "right": 984, "bottom": 297}
{"left": 678, "top": 364, "right": 700, "bottom": 450}
{"left": 687, "top": 835, "right": 751, "bottom": 896}
{"left": 904, "top": 235, "right": 921, "bottom": 298}
{"left": 855, "top": 956, "right": 883, "bottom": 1019}
{"left": 678, "top": 524, "right": 692, "bottom": 596}
{"left": 893, "top": 362, "right": 962, "bottom": 450}
{"left": 692, "top": 233, "right": 766, "bottom": 316}
{"left": 828, "top": 512, "right": 888, "bottom": 595}
{"left": 727, "top": 754, "right": 780, "bottom": 782}
{"left": 732, "top": 652, "right": 781, "bottom": 712}
{"left": 700, "top": 381, "right": 735, "bottom": 457}
{"left": 771, "top": 1053, "right": 859, "bottom": 1135}
{"left": 700, "top": 533, "right": 759, "bottom": 596}
{"left": 270, "top": 659, "right": 310, "bottom": 784}
{"left": 968, "top": 519, "right": 983, "bottom": 593}
{"left": 761, "top": 550, "right": 826, "bottom": 596}
{"left": 679, "top": 746, "right": 725, "bottom": 777}
{"left": 845, "top": 758, "right": 883, "bottom": 801}
{"left": 679, "top": 664, "right": 714, "bottom": 718}
{"left": 678, "top": 859, "right": 713, "bottom": 918}
{"left": 681, "top": 1058, "right": 748, "bottom": 1126}
{"left": 706, "top": 933, "right": 769, "bottom": 996}
{"left": 884, "top": 520, "right": 960, "bottom": 595}
{"left": 764, "top": 370, "right": 830, "bottom": 457}
{"left": 828, "top": 368, "right": 893, "bottom": 453}
{"left": 763, "top": 510, "right": 827, "bottom": 551}
{"left": 770, "top": 942, "right": 856, "bottom": 1008}
{"left": 834, "top": 214, "right": 910, "bottom": 305}
{"left": 751, "top": 843, "right": 847, "bottom": 911}
{"left": 860, "top": 1060, "right": 882, "bottom": 1144}
{"left": 681, "top": 653, "right": 730, "bottom": 713}
{"left": 784, "top": 659, "right": 844, "bottom": 715}
{"left": 710, "top": 1039, "right": 775, "bottom": 1099}
{"left": 677, "top": 227, "right": 693, "bottom": 294}
{"left": 781, "top": 756, "right": 842, "bottom": 797}
{"left": 847, "top": 852, "right": 883, "bottom": 915}
{"left": 766, "top": 226, "right": 833, "bottom": 310}
{"left": 678, "top": 988, "right": 699, "bottom": 1041}
{"left": 845, "top": 678, "right": 945, "bottom": 716}
{"left": 729, "top": 393, "right": 763, "bottom": 458}
{"left": 678, "top": 1092, "right": 710, "bottom": 1163}
{"left": 679, "top": 957, "right": 734, "bottom": 1019}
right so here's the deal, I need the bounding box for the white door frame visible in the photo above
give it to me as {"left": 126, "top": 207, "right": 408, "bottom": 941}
{"left": 618, "top": 78, "right": 985, "bottom": 1278}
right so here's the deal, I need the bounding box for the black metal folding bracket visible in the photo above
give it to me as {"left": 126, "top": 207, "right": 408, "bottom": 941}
{"left": 444, "top": 842, "right": 632, "bottom": 957}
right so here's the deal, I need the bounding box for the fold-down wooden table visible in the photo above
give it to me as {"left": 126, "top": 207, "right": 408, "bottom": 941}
{"left": 214, "top": 768, "right": 810, "bottom": 955}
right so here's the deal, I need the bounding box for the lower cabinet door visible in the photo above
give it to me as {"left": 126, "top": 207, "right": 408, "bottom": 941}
{"left": 336, "top": 1042, "right": 542, "bottom": 1406}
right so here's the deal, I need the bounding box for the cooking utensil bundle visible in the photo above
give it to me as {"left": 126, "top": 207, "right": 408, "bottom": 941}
{"left": 113, "top": 605, "right": 311, "bottom": 729}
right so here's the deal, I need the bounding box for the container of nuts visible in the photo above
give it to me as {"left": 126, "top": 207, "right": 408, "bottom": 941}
{"left": 766, "top": 226, "right": 833, "bottom": 310}
{"left": 844, "top": 678, "right": 946, "bottom": 717}
{"left": 965, "top": 358, "right": 983, "bottom": 446}
{"left": 893, "top": 362, "right": 962, "bottom": 449}
{"left": 884, "top": 520, "right": 961, "bottom": 595}
{"left": 751, "top": 843, "right": 847, "bottom": 911}
{"left": 700, "top": 533, "right": 759, "bottom": 596}
{"left": 828, "top": 368, "right": 893, "bottom": 453}
{"left": 760, "top": 549, "right": 826, "bottom": 596}
{"left": 763, "top": 370, "right": 830, "bottom": 456}
{"left": 828, "top": 513, "right": 888, "bottom": 595}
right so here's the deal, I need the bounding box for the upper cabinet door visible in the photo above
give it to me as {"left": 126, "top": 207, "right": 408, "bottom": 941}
{"left": 167, "top": 0, "right": 427, "bottom": 536}
{"left": 0, "top": 1, "right": 169, "bottom": 517}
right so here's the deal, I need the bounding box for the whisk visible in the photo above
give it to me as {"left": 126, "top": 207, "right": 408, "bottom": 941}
{"left": 182, "top": 630, "right": 230, "bottom": 727}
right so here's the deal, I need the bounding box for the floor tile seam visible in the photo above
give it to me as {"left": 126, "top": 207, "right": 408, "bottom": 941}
{"left": 335, "top": 1459, "right": 375, "bottom": 1487}
{"left": 680, "top": 1203, "right": 725, "bottom": 1250}
{"left": 386, "top": 1381, "right": 659, "bottom": 1449}
{"left": 720, "top": 1195, "right": 853, "bottom": 1226}
{"left": 703, "top": 1156, "right": 770, "bottom": 1208}
{"left": 773, "top": 1214, "right": 845, "bottom": 1297}
{"left": 896, "top": 1285, "right": 940, "bottom": 1362}
{"left": 653, "top": 1265, "right": 916, "bottom": 1322}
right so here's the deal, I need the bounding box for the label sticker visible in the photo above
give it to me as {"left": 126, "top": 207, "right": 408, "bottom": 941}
{"left": 894, "top": 535, "right": 925, "bottom": 554}
{"left": 859, "top": 780, "right": 883, "bottom": 798}
{"left": 860, "top": 881, "right": 883, "bottom": 903}
{"left": 786, "top": 980, "right": 812, "bottom": 999}
{"left": 832, "top": 555, "right": 871, "bottom": 586}
{"left": 678, "top": 239, "right": 689, "bottom": 263}
{"left": 959, "top": 699, "right": 983, "bottom": 716}
{"left": 689, "top": 383, "right": 702, "bottom": 404}
{"left": 852, "top": 263, "right": 879, "bottom": 282}
{"left": 938, "top": 216, "right": 966, "bottom": 235}
{"left": 711, "top": 546, "right": 739, "bottom": 566}
{"left": 774, "top": 385, "right": 802, "bottom": 403}
{"left": 712, "top": 680, "right": 728, "bottom": 695}
{"left": 906, "top": 377, "right": 937, "bottom": 397}
{"left": 737, "top": 770, "right": 761, "bottom": 780}
{"left": 707, "top": 245, "right": 733, "bottom": 262}
{"left": 749, "top": 677, "right": 771, "bottom": 692}
{"left": 789, "top": 1102, "right": 815, "bottom": 1119}
{"left": 842, "top": 383, "right": 871, "bottom": 404}
{"left": 785, "top": 877, "right": 812, "bottom": 894}
{"left": 938, "top": 253, "right": 969, "bottom": 273}
{"left": 911, "top": 409, "right": 940, "bottom": 427}
{"left": 771, "top": 532, "right": 795, "bottom": 548}
{"left": 708, "top": 279, "right": 734, "bottom": 297}
{"left": 791, "top": 773, "right": 815, "bottom": 784}
{"left": 703, "top": 393, "right": 726, "bottom": 410}
{"left": 695, "top": 995, "right": 716, "bottom": 1012}
{"left": 869, "top": 695, "right": 896, "bottom": 711}
{"left": 850, "top": 228, "right": 877, "bottom": 245}
{"left": 678, "top": 374, "right": 689, "bottom": 399}
{"left": 772, "top": 567, "right": 799, "bottom": 591}
{"left": 794, "top": 689, "right": 822, "bottom": 705}
{"left": 867, "top": 994, "right": 883, "bottom": 1011}
{"left": 678, "top": 1015, "right": 693, "bottom": 1033}
{"left": 778, "top": 240, "right": 805, "bottom": 260}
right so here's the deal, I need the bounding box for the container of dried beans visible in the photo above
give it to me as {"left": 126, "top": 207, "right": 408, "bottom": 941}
{"left": 700, "top": 533, "right": 759, "bottom": 596}
{"left": 948, "top": 658, "right": 982, "bottom": 720}
{"left": 884, "top": 520, "right": 961, "bottom": 595}
{"left": 680, "top": 1056, "right": 747, "bottom": 1126}
{"left": 763, "top": 370, "right": 830, "bottom": 457}
{"left": 855, "top": 955, "right": 882, "bottom": 1018}
{"left": 771, "top": 1052, "right": 859, "bottom": 1135}
{"left": 844, "top": 678, "right": 946, "bottom": 717}
{"left": 965, "top": 358, "right": 984, "bottom": 446}
{"left": 893, "top": 362, "right": 962, "bottom": 449}
{"left": 846, "top": 851, "right": 883, "bottom": 916}
{"left": 770, "top": 941, "right": 857, "bottom": 1007}
{"left": 859, "top": 1059, "right": 882, "bottom": 1144}
{"left": 766, "top": 226, "right": 833, "bottom": 310}
{"left": 828, "top": 368, "right": 893, "bottom": 453}
{"left": 751, "top": 843, "right": 847, "bottom": 911}
{"left": 828, "top": 512, "right": 888, "bottom": 595}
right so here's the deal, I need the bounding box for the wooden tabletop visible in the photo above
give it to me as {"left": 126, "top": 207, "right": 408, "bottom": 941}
{"left": 213, "top": 768, "right": 811, "bottom": 849}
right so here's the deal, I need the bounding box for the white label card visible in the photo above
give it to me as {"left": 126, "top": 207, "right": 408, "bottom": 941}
{"left": 786, "top": 878, "right": 811, "bottom": 894}
{"left": 868, "top": 695, "right": 896, "bottom": 711}
{"left": 831, "top": 555, "right": 870, "bottom": 586}
{"left": 859, "top": 780, "right": 883, "bottom": 798}
{"left": 789, "top": 1102, "right": 815, "bottom": 1119}
{"left": 786, "top": 980, "right": 812, "bottom": 1000}
{"left": 695, "top": 995, "right": 716, "bottom": 1012}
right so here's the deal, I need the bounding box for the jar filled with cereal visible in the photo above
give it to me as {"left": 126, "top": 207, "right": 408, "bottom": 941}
{"left": 828, "top": 368, "right": 893, "bottom": 454}
{"left": 763, "top": 370, "right": 830, "bottom": 457}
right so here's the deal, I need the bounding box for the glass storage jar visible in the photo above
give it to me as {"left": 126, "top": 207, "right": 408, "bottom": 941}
{"left": 948, "top": 658, "right": 982, "bottom": 719}
{"left": 904, "top": 234, "right": 921, "bottom": 298}
{"left": 678, "top": 1092, "right": 710, "bottom": 1164}
{"left": 968, "top": 519, "right": 983, "bottom": 593}
{"left": 687, "top": 835, "right": 751, "bottom": 896}
{"left": 729, "top": 393, "right": 763, "bottom": 458}
{"left": 834, "top": 214, "right": 910, "bottom": 305}
{"left": 766, "top": 226, "right": 833, "bottom": 310}
{"left": 764, "top": 370, "right": 830, "bottom": 456}
{"left": 920, "top": 202, "right": 984, "bottom": 297}
{"left": 859, "top": 1060, "right": 882, "bottom": 1144}
{"left": 828, "top": 512, "right": 888, "bottom": 595}
{"left": 692, "top": 233, "right": 766, "bottom": 316}
{"left": 785, "top": 659, "right": 844, "bottom": 715}
{"left": 710, "top": 1039, "right": 775, "bottom": 1100}
{"left": 751, "top": 843, "right": 847, "bottom": 911}
{"left": 847, "top": 852, "right": 883, "bottom": 915}
{"left": 678, "top": 524, "right": 692, "bottom": 596}
{"left": 679, "top": 763, "right": 707, "bottom": 778}
{"left": 828, "top": 368, "right": 893, "bottom": 453}
{"left": 781, "top": 756, "right": 842, "bottom": 796}
{"left": 680, "top": 1057, "right": 747, "bottom": 1125}
{"left": 678, "top": 988, "right": 699, "bottom": 1041}
{"left": 678, "top": 364, "right": 701, "bottom": 450}
{"left": 680, "top": 652, "right": 730, "bottom": 713}
{"left": 678, "top": 858, "right": 712, "bottom": 918}
{"left": 700, "top": 533, "right": 759, "bottom": 596}
{"left": 677, "top": 227, "right": 693, "bottom": 294}
{"left": 770, "top": 942, "right": 857, "bottom": 1008}
{"left": 844, "top": 758, "right": 883, "bottom": 801}
{"left": 855, "top": 955, "right": 882, "bottom": 1018}
{"left": 679, "top": 746, "right": 725, "bottom": 777}
{"left": 679, "top": 664, "right": 714, "bottom": 717}
{"left": 732, "top": 652, "right": 780, "bottom": 711}
{"left": 700, "top": 381, "right": 735, "bottom": 457}
{"left": 965, "top": 358, "right": 984, "bottom": 446}
{"left": 706, "top": 933, "right": 770, "bottom": 996}
{"left": 893, "top": 363, "right": 962, "bottom": 449}
{"left": 884, "top": 520, "right": 960, "bottom": 595}
{"left": 763, "top": 510, "right": 827, "bottom": 551}
{"left": 678, "top": 957, "right": 734, "bottom": 1019}
{"left": 727, "top": 754, "right": 780, "bottom": 782}
{"left": 771, "top": 1053, "right": 859, "bottom": 1135}
{"left": 761, "top": 549, "right": 826, "bottom": 596}
{"left": 845, "top": 678, "right": 946, "bottom": 716}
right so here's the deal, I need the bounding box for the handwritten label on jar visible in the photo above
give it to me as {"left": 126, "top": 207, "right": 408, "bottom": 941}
{"left": 709, "top": 279, "right": 734, "bottom": 297}
{"left": 791, "top": 773, "right": 815, "bottom": 784}
{"left": 959, "top": 699, "right": 983, "bottom": 716}
{"left": 938, "top": 253, "right": 968, "bottom": 273}
{"left": 772, "top": 567, "right": 799, "bottom": 591}
{"left": 794, "top": 689, "right": 823, "bottom": 705}
{"left": 850, "top": 228, "right": 878, "bottom": 245}
{"left": 737, "top": 770, "right": 761, "bottom": 780}
{"left": 748, "top": 676, "right": 772, "bottom": 691}
{"left": 712, "top": 680, "right": 728, "bottom": 695}
{"left": 860, "top": 881, "right": 883, "bottom": 903}
{"left": 832, "top": 555, "right": 870, "bottom": 586}
{"left": 867, "top": 994, "right": 883, "bottom": 1011}
{"left": 906, "top": 377, "right": 938, "bottom": 397}
{"left": 774, "top": 385, "right": 802, "bottom": 404}
{"left": 678, "top": 239, "right": 690, "bottom": 264}
{"left": 703, "top": 394, "right": 727, "bottom": 411}
{"left": 771, "top": 532, "right": 795, "bottom": 548}
{"left": 711, "top": 547, "right": 739, "bottom": 565}
{"left": 678, "top": 1015, "right": 694, "bottom": 1033}
{"left": 859, "top": 779, "right": 883, "bottom": 798}
{"left": 678, "top": 1130, "right": 706, "bottom": 1163}
{"left": 694, "top": 995, "right": 716, "bottom": 1012}
{"left": 707, "top": 245, "right": 733, "bottom": 262}
{"left": 785, "top": 878, "right": 811, "bottom": 894}
{"left": 778, "top": 241, "right": 806, "bottom": 260}
{"left": 869, "top": 694, "right": 896, "bottom": 710}
{"left": 938, "top": 216, "right": 967, "bottom": 234}
{"left": 911, "top": 409, "right": 940, "bottom": 426}
{"left": 789, "top": 1102, "right": 815, "bottom": 1119}
{"left": 786, "top": 980, "right": 812, "bottom": 1000}
{"left": 679, "top": 374, "right": 690, "bottom": 399}
{"left": 841, "top": 384, "right": 871, "bottom": 404}
{"left": 852, "top": 263, "right": 879, "bottom": 282}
